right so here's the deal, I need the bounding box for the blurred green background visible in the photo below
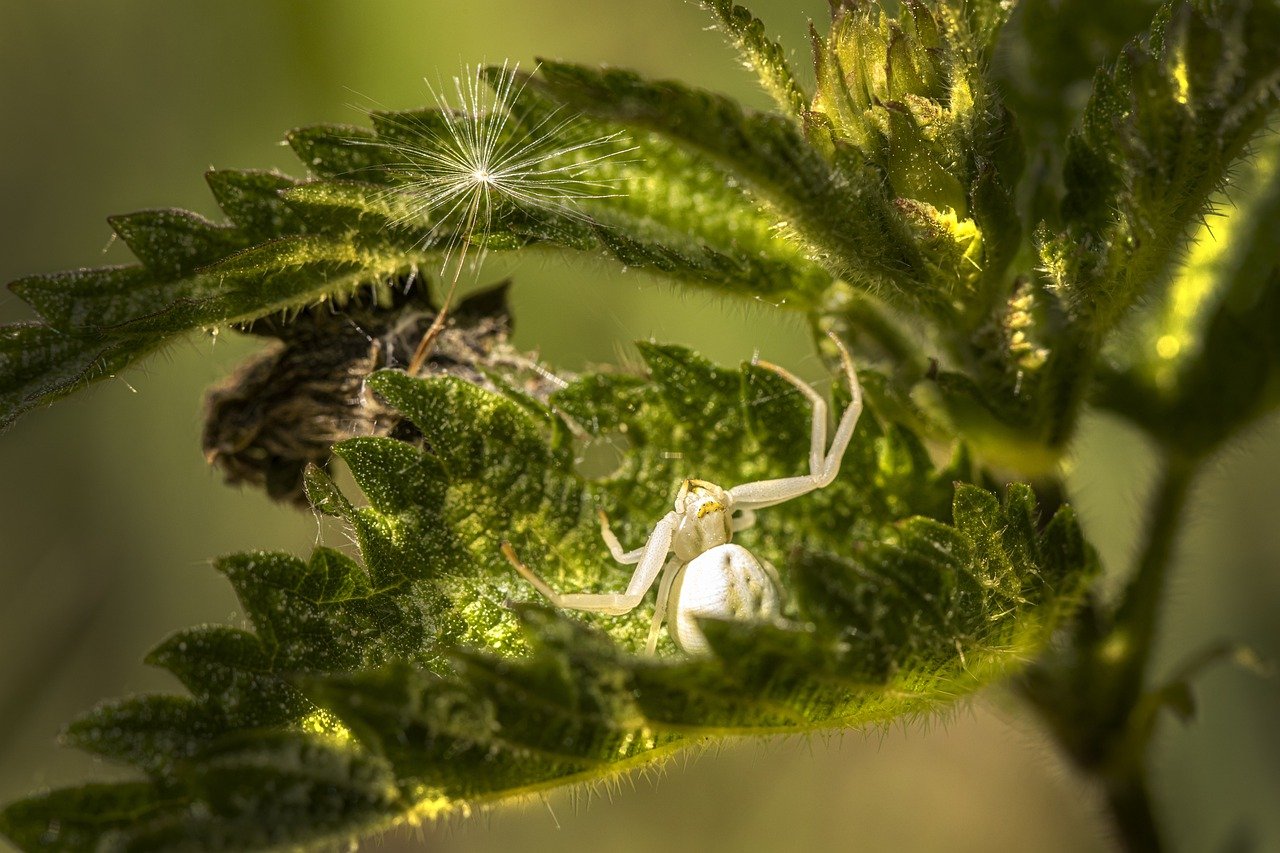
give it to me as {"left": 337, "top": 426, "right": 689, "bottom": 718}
{"left": 1, "top": 3, "right": 1277, "bottom": 851}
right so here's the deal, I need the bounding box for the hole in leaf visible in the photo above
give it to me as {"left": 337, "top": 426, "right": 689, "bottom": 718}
{"left": 572, "top": 431, "right": 630, "bottom": 480}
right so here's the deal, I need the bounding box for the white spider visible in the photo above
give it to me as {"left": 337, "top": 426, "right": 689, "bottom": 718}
{"left": 501, "top": 335, "right": 862, "bottom": 655}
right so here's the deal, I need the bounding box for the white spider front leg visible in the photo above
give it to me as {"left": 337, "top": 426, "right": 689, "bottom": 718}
{"left": 728, "top": 334, "right": 862, "bottom": 511}
{"left": 597, "top": 509, "right": 644, "bottom": 564}
{"left": 501, "top": 510, "right": 679, "bottom": 616}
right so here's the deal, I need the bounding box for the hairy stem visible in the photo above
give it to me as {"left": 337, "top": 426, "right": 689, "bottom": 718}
{"left": 1106, "top": 774, "right": 1163, "bottom": 853}
{"left": 1022, "top": 449, "right": 1199, "bottom": 853}
{"left": 1113, "top": 450, "right": 1197, "bottom": 713}
{"left": 1100, "top": 450, "right": 1199, "bottom": 853}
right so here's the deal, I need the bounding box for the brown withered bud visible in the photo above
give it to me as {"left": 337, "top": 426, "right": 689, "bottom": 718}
{"left": 202, "top": 276, "right": 566, "bottom": 508}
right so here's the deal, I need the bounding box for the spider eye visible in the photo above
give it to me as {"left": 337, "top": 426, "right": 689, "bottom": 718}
{"left": 696, "top": 500, "right": 723, "bottom": 519}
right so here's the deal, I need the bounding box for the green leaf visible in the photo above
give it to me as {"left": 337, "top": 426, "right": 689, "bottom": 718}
{"left": 484, "top": 66, "right": 833, "bottom": 303}
{"left": 63, "top": 696, "right": 233, "bottom": 777}
{"left": 1, "top": 63, "right": 839, "bottom": 431}
{"left": 1098, "top": 269, "right": 1280, "bottom": 455}
{"left": 1094, "top": 129, "right": 1280, "bottom": 453}
{"left": 2, "top": 346, "right": 1097, "bottom": 850}
{"left": 0, "top": 735, "right": 404, "bottom": 852}
{"left": 0, "top": 322, "right": 160, "bottom": 431}
{"left": 107, "top": 209, "right": 251, "bottom": 280}
{"left": 13, "top": 266, "right": 167, "bottom": 331}
{"left": 529, "top": 60, "right": 937, "bottom": 308}
{"left": 0, "top": 783, "right": 189, "bottom": 852}
{"left": 167, "top": 732, "right": 401, "bottom": 849}
{"left": 997, "top": 0, "right": 1162, "bottom": 224}
{"left": 216, "top": 549, "right": 422, "bottom": 670}
{"left": 1039, "top": 0, "right": 1280, "bottom": 334}
{"left": 146, "top": 626, "right": 307, "bottom": 726}
{"left": 286, "top": 124, "right": 393, "bottom": 182}
{"left": 702, "top": 0, "right": 809, "bottom": 119}
{"left": 934, "top": 0, "right": 1017, "bottom": 61}
{"left": 205, "top": 168, "right": 309, "bottom": 237}
{"left": 792, "top": 484, "right": 1094, "bottom": 681}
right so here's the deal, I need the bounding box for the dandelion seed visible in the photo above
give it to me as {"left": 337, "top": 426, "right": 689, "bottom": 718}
{"left": 364, "top": 61, "right": 634, "bottom": 371}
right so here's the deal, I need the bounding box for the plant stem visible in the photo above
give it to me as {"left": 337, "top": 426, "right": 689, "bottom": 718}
{"left": 1113, "top": 450, "right": 1197, "bottom": 712}
{"left": 1022, "top": 449, "right": 1200, "bottom": 853}
{"left": 1106, "top": 775, "right": 1163, "bottom": 853}
{"left": 1101, "top": 449, "right": 1199, "bottom": 853}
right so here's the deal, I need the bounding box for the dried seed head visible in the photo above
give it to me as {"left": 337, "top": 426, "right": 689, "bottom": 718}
{"left": 203, "top": 277, "right": 568, "bottom": 508}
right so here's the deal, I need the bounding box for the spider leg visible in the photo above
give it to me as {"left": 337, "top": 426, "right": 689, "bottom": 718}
{"left": 501, "top": 510, "right": 678, "bottom": 616}
{"left": 646, "top": 556, "right": 683, "bottom": 654}
{"left": 598, "top": 509, "right": 644, "bottom": 564}
{"left": 728, "top": 334, "right": 861, "bottom": 510}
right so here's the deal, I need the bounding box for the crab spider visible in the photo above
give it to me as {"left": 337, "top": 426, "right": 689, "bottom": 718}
{"left": 502, "top": 334, "right": 862, "bottom": 655}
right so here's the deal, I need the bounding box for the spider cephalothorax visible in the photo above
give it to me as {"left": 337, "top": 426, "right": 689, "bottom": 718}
{"left": 671, "top": 479, "right": 733, "bottom": 559}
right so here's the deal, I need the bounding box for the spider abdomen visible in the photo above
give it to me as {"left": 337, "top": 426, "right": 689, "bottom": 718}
{"left": 667, "top": 544, "right": 782, "bottom": 654}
